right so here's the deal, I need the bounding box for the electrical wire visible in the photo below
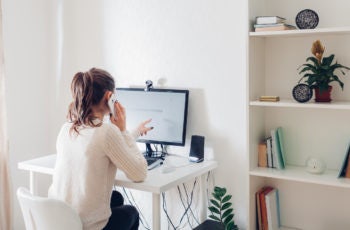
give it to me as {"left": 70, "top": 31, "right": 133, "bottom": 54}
{"left": 112, "top": 168, "right": 214, "bottom": 229}
{"left": 180, "top": 182, "right": 200, "bottom": 225}
{"left": 176, "top": 179, "right": 197, "bottom": 228}
{"left": 121, "top": 187, "right": 151, "bottom": 230}
{"left": 162, "top": 192, "right": 176, "bottom": 229}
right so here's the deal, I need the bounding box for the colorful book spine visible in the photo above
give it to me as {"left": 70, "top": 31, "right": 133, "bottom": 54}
{"left": 271, "top": 128, "right": 285, "bottom": 169}
{"left": 258, "top": 141, "right": 268, "bottom": 167}
{"left": 266, "top": 137, "right": 273, "bottom": 168}
{"left": 265, "top": 188, "right": 281, "bottom": 230}
{"left": 256, "top": 186, "right": 281, "bottom": 230}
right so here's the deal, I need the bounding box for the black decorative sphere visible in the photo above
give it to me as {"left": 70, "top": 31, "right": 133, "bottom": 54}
{"left": 295, "top": 9, "right": 319, "bottom": 29}
{"left": 292, "top": 84, "right": 313, "bottom": 103}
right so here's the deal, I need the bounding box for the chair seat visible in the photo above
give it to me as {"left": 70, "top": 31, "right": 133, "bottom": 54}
{"left": 17, "top": 187, "right": 83, "bottom": 230}
{"left": 193, "top": 220, "right": 224, "bottom": 230}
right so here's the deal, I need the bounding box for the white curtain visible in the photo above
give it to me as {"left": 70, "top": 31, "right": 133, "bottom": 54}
{"left": 0, "top": 0, "right": 12, "bottom": 229}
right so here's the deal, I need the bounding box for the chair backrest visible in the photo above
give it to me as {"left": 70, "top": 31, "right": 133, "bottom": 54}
{"left": 17, "top": 187, "right": 83, "bottom": 230}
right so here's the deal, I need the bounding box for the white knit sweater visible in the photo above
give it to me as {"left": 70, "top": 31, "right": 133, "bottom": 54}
{"left": 48, "top": 122, "right": 147, "bottom": 230}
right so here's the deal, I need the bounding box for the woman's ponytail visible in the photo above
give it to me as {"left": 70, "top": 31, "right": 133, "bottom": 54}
{"left": 67, "top": 68, "right": 115, "bottom": 135}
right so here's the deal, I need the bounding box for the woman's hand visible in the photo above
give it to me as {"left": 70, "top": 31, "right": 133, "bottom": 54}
{"left": 137, "top": 119, "right": 153, "bottom": 136}
{"left": 110, "top": 102, "right": 126, "bottom": 131}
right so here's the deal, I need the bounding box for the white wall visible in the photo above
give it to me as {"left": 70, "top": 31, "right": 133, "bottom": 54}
{"left": 3, "top": 0, "right": 248, "bottom": 229}
{"left": 3, "top": 1, "right": 58, "bottom": 229}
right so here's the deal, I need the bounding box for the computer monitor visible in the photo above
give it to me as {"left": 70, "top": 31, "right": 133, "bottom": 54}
{"left": 116, "top": 87, "right": 189, "bottom": 156}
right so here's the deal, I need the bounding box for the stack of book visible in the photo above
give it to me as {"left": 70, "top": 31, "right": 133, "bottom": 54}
{"left": 258, "top": 127, "right": 286, "bottom": 169}
{"left": 259, "top": 96, "right": 280, "bottom": 102}
{"left": 256, "top": 186, "right": 281, "bottom": 230}
{"left": 254, "top": 16, "right": 296, "bottom": 32}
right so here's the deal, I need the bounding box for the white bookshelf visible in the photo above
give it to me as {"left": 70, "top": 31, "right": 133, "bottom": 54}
{"left": 248, "top": 1, "right": 350, "bottom": 229}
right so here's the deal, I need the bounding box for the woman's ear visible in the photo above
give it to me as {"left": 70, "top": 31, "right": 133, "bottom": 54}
{"left": 104, "top": 91, "right": 113, "bottom": 101}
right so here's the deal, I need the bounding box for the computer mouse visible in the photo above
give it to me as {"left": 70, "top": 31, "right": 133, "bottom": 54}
{"left": 161, "top": 166, "right": 175, "bottom": 174}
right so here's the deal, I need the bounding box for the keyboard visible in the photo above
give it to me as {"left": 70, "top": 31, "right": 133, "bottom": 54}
{"left": 145, "top": 156, "right": 163, "bottom": 170}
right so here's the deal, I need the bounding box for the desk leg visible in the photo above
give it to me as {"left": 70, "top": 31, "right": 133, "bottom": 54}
{"left": 199, "top": 174, "right": 207, "bottom": 223}
{"left": 29, "top": 171, "right": 38, "bottom": 195}
{"left": 152, "top": 193, "right": 160, "bottom": 230}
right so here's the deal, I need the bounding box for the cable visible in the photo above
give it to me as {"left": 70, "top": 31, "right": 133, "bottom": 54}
{"left": 176, "top": 185, "right": 197, "bottom": 229}
{"left": 121, "top": 187, "right": 151, "bottom": 230}
{"left": 176, "top": 185, "right": 192, "bottom": 228}
{"left": 176, "top": 179, "right": 197, "bottom": 228}
{"left": 162, "top": 192, "right": 176, "bottom": 229}
{"left": 112, "top": 169, "right": 214, "bottom": 229}
{"left": 180, "top": 181, "right": 200, "bottom": 225}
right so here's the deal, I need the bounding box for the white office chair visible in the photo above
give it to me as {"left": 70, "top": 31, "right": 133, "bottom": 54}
{"left": 16, "top": 187, "right": 83, "bottom": 230}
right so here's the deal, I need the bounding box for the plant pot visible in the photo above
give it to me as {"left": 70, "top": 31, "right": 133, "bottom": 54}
{"left": 314, "top": 86, "right": 332, "bottom": 102}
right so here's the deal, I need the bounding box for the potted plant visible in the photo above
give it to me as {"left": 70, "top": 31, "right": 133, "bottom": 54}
{"left": 208, "top": 186, "right": 238, "bottom": 230}
{"left": 298, "top": 40, "right": 350, "bottom": 102}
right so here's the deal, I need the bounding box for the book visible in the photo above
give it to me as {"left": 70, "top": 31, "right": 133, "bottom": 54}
{"left": 259, "top": 186, "right": 274, "bottom": 230}
{"left": 345, "top": 152, "right": 350, "bottom": 178}
{"left": 276, "top": 127, "right": 286, "bottom": 167}
{"left": 271, "top": 128, "right": 285, "bottom": 169}
{"left": 256, "top": 16, "right": 286, "bottom": 24}
{"left": 254, "top": 24, "right": 296, "bottom": 32}
{"left": 265, "top": 188, "right": 281, "bottom": 230}
{"left": 338, "top": 142, "right": 350, "bottom": 178}
{"left": 256, "top": 187, "right": 264, "bottom": 230}
{"left": 258, "top": 141, "right": 268, "bottom": 167}
{"left": 254, "top": 23, "right": 288, "bottom": 28}
{"left": 266, "top": 137, "right": 273, "bottom": 168}
{"left": 259, "top": 96, "right": 280, "bottom": 102}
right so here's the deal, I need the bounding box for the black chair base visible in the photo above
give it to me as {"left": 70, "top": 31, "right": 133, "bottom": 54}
{"left": 193, "top": 220, "right": 224, "bottom": 230}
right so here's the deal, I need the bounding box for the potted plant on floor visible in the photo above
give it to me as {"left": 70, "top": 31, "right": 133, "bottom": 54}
{"left": 298, "top": 40, "right": 350, "bottom": 102}
{"left": 208, "top": 186, "right": 238, "bottom": 230}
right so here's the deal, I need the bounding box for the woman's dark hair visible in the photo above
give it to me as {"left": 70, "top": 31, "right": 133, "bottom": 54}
{"left": 68, "top": 68, "right": 115, "bottom": 135}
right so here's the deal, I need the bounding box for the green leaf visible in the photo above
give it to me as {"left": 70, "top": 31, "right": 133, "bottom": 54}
{"left": 220, "top": 187, "right": 227, "bottom": 196}
{"left": 306, "top": 56, "right": 320, "bottom": 67}
{"left": 330, "top": 63, "right": 350, "bottom": 72}
{"left": 222, "top": 202, "right": 232, "bottom": 210}
{"left": 226, "top": 222, "right": 234, "bottom": 230}
{"left": 214, "top": 186, "right": 222, "bottom": 193}
{"left": 223, "top": 214, "right": 233, "bottom": 225}
{"left": 209, "top": 214, "right": 221, "bottom": 222}
{"left": 214, "top": 186, "right": 226, "bottom": 197}
{"left": 222, "top": 195, "right": 232, "bottom": 203}
{"left": 222, "top": 208, "right": 233, "bottom": 219}
{"left": 209, "top": 206, "right": 220, "bottom": 214}
{"left": 322, "top": 54, "right": 334, "bottom": 66}
{"left": 210, "top": 199, "right": 220, "bottom": 208}
{"left": 212, "top": 192, "right": 221, "bottom": 201}
{"left": 331, "top": 75, "right": 344, "bottom": 90}
{"left": 299, "top": 66, "right": 316, "bottom": 74}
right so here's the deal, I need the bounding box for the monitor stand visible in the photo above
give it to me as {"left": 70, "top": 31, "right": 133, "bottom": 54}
{"left": 144, "top": 143, "right": 166, "bottom": 158}
{"left": 145, "top": 143, "right": 154, "bottom": 157}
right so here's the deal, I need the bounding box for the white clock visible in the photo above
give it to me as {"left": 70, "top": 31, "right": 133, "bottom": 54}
{"left": 305, "top": 157, "right": 326, "bottom": 174}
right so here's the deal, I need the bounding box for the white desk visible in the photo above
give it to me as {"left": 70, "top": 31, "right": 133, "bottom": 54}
{"left": 18, "top": 154, "right": 217, "bottom": 230}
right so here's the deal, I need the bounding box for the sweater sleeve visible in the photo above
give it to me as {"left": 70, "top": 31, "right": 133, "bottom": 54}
{"left": 104, "top": 124, "right": 147, "bottom": 182}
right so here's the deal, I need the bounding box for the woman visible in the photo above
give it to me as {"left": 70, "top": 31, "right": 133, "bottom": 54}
{"left": 48, "top": 68, "right": 151, "bottom": 230}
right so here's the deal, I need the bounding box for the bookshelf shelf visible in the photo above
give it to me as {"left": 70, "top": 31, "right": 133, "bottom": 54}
{"left": 250, "top": 99, "right": 350, "bottom": 110}
{"left": 250, "top": 166, "right": 350, "bottom": 189}
{"left": 249, "top": 26, "right": 350, "bottom": 38}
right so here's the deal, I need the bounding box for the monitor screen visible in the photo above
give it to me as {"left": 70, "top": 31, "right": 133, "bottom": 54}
{"left": 116, "top": 88, "right": 189, "bottom": 146}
